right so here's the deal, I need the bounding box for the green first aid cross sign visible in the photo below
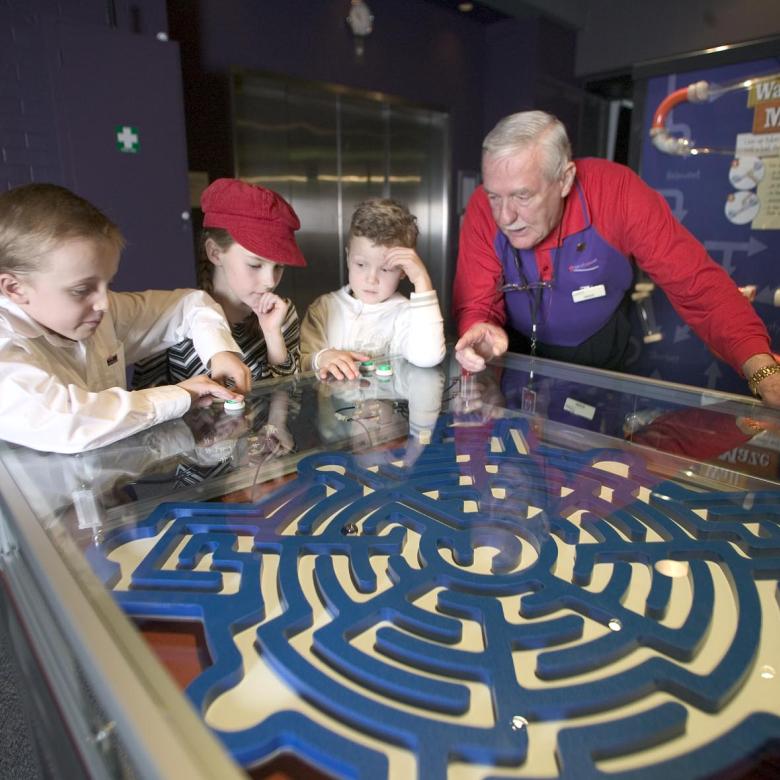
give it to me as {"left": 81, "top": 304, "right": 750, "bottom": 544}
{"left": 116, "top": 125, "right": 140, "bottom": 153}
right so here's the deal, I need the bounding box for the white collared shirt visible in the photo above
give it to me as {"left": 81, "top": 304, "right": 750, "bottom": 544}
{"left": 0, "top": 289, "right": 240, "bottom": 453}
{"left": 300, "top": 286, "right": 446, "bottom": 372}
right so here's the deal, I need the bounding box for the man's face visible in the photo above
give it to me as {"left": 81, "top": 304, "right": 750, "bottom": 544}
{"left": 12, "top": 237, "right": 119, "bottom": 341}
{"left": 482, "top": 146, "right": 575, "bottom": 250}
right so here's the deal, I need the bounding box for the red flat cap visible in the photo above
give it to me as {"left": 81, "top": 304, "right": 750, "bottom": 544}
{"left": 201, "top": 178, "right": 306, "bottom": 267}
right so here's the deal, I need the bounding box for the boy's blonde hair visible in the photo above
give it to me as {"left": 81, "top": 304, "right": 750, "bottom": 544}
{"left": 348, "top": 198, "right": 419, "bottom": 249}
{"left": 0, "top": 183, "right": 125, "bottom": 275}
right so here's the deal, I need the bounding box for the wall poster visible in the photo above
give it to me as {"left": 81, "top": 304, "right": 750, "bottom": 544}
{"left": 631, "top": 51, "right": 780, "bottom": 395}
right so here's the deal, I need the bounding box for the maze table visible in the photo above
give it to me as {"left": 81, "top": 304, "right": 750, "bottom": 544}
{"left": 86, "top": 413, "right": 780, "bottom": 779}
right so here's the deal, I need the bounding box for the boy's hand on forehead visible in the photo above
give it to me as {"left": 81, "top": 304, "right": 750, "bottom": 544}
{"left": 208, "top": 351, "right": 252, "bottom": 394}
{"left": 252, "top": 291, "right": 289, "bottom": 331}
{"left": 177, "top": 375, "right": 244, "bottom": 408}
{"left": 318, "top": 349, "right": 370, "bottom": 381}
{"left": 384, "top": 247, "right": 432, "bottom": 293}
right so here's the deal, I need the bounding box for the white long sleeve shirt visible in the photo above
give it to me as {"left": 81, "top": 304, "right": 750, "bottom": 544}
{"left": 300, "top": 286, "right": 446, "bottom": 371}
{"left": 0, "top": 289, "right": 241, "bottom": 453}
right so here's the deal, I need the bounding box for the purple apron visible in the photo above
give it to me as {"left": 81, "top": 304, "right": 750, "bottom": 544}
{"left": 495, "top": 183, "right": 634, "bottom": 347}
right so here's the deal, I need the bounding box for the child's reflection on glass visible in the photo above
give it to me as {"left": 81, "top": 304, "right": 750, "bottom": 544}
{"left": 177, "top": 386, "right": 298, "bottom": 486}
{"left": 316, "top": 362, "right": 445, "bottom": 469}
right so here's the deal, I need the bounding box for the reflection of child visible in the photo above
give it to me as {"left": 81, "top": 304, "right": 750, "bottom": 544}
{"left": 169, "top": 385, "right": 298, "bottom": 488}
{"left": 0, "top": 184, "right": 248, "bottom": 454}
{"left": 2, "top": 419, "right": 206, "bottom": 522}
{"left": 133, "top": 179, "right": 306, "bottom": 388}
{"left": 300, "top": 198, "right": 445, "bottom": 380}
{"left": 316, "top": 361, "right": 445, "bottom": 447}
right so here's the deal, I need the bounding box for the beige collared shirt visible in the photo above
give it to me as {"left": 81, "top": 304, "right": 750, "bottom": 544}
{"left": 0, "top": 289, "right": 240, "bottom": 453}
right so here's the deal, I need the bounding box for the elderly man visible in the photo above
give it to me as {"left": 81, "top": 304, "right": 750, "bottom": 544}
{"left": 452, "top": 110, "right": 780, "bottom": 408}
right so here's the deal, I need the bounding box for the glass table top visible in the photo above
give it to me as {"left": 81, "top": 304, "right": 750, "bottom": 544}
{"left": 1, "top": 351, "right": 779, "bottom": 779}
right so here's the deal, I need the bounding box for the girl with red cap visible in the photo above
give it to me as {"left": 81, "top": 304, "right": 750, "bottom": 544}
{"left": 133, "top": 178, "right": 306, "bottom": 388}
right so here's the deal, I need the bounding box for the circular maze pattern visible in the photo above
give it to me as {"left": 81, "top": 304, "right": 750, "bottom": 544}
{"left": 88, "top": 414, "right": 780, "bottom": 778}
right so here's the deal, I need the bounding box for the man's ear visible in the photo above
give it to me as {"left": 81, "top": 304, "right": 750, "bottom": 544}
{"left": 0, "top": 273, "right": 30, "bottom": 304}
{"left": 560, "top": 161, "right": 577, "bottom": 198}
{"left": 204, "top": 238, "right": 222, "bottom": 266}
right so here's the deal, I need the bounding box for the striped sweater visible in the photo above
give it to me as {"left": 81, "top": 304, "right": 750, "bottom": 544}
{"left": 132, "top": 300, "right": 300, "bottom": 388}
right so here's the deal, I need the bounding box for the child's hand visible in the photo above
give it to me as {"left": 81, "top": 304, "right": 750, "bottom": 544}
{"left": 253, "top": 292, "right": 289, "bottom": 333}
{"left": 177, "top": 375, "right": 244, "bottom": 408}
{"left": 209, "top": 351, "right": 252, "bottom": 394}
{"left": 385, "top": 247, "right": 432, "bottom": 293}
{"left": 318, "top": 349, "right": 370, "bottom": 381}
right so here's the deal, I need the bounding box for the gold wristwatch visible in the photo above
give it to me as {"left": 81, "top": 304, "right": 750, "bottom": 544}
{"left": 747, "top": 363, "right": 780, "bottom": 397}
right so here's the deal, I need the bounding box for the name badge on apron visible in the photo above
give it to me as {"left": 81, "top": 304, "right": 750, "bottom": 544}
{"left": 563, "top": 397, "right": 596, "bottom": 420}
{"left": 572, "top": 284, "right": 607, "bottom": 303}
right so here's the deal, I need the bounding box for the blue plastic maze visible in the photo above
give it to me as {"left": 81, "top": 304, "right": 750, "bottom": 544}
{"left": 86, "top": 414, "right": 780, "bottom": 778}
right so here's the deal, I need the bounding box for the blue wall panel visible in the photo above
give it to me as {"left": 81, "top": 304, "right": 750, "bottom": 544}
{"left": 632, "top": 57, "right": 780, "bottom": 395}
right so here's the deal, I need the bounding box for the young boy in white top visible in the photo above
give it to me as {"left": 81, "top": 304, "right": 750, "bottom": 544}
{"left": 300, "top": 198, "right": 445, "bottom": 380}
{"left": 0, "top": 183, "right": 250, "bottom": 454}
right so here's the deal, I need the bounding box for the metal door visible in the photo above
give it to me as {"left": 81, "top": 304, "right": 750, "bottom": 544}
{"left": 231, "top": 71, "right": 451, "bottom": 323}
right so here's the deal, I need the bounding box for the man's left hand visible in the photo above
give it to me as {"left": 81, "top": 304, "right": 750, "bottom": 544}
{"left": 757, "top": 370, "right": 780, "bottom": 408}
{"left": 742, "top": 353, "right": 780, "bottom": 409}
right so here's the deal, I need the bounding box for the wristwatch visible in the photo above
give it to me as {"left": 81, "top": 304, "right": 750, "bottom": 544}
{"left": 747, "top": 363, "right": 780, "bottom": 397}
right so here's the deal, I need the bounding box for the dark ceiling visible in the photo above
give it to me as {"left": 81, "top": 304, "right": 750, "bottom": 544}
{"left": 420, "top": 0, "right": 587, "bottom": 29}
{"left": 419, "top": 0, "right": 512, "bottom": 25}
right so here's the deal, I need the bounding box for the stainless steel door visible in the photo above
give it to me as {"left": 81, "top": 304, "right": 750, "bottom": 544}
{"left": 231, "top": 71, "right": 450, "bottom": 323}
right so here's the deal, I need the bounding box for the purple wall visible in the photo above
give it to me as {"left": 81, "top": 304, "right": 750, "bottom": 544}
{"left": 483, "top": 18, "right": 541, "bottom": 133}
{"left": 483, "top": 16, "right": 580, "bottom": 144}
{"left": 2, "top": 0, "right": 169, "bottom": 36}
{"left": 0, "top": 0, "right": 194, "bottom": 292}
